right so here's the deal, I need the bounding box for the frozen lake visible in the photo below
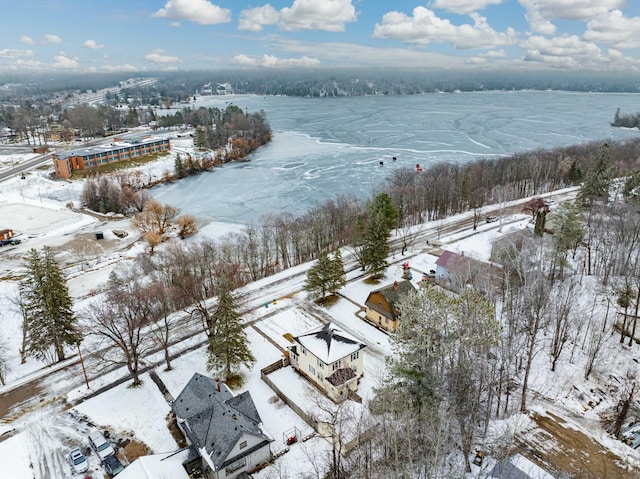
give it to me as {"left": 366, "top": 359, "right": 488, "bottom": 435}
{"left": 152, "top": 91, "right": 640, "bottom": 225}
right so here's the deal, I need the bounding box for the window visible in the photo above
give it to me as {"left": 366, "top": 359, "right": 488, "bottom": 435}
{"left": 225, "top": 457, "right": 246, "bottom": 475}
{"left": 302, "top": 347, "right": 307, "bottom": 355}
{"left": 317, "top": 358, "right": 324, "bottom": 368}
{"left": 332, "top": 360, "right": 342, "bottom": 371}
{"left": 309, "top": 365, "right": 315, "bottom": 375}
{"left": 239, "top": 440, "right": 247, "bottom": 449}
{"left": 350, "top": 351, "right": 359, "bottom": 361}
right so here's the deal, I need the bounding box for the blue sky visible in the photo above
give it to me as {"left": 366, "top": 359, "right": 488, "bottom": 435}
{"left": 2, "top": 0, "right": 640, "bottom": 73}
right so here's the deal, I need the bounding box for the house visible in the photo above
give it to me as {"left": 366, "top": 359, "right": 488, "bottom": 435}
{"left": 288, "top": 323, "right": 366, "bottom": 402}
{"left": 435, "top": 250, "right": 498, "bottom": 293}
{"left": 171, "top": 373, "right": 273, "bottom": 479}
{"left": 117, "top": 452, "right": 190, "bottom": 479}
{"left": 0, "top": 229, "right": 14, "bottom": 241}
{"left": 52, "top": 135, "right": 170, "bottom": 179}
{"left": 363, "top": 280, "right": 415, "bottom": 333}
{"left": 485, "top": 454, "right": 555, "bottom": 479}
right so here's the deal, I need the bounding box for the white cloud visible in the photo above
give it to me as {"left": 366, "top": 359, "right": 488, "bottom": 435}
{"left": 260, "top": 54, "right": 321, "bottom": 67}
{"left": 8, "top": 59, "right": 46, "bottom": 71}
{"left": 431, "top": 0, "right": 505, "bottom": 15}
{"left": 518, "top": 0, "right": 625, "bottom": 33}
{"left": 83, "top": 40, "right": 104, "bottom": 50}
{"left": 520, "top": 34, "right": 619, "bottom": 68}
{"left": 171, "top": 21, "right": 181, "bottom": 27}
{"left": 269, "top": 37, "right": 480, "bottom": 69}
{"left": 239, "top": 5, "right": 280, "bottom": 32}
{"left": 52, "top": 53, "right": 79, "bottom": 69}
{"left": 585, "top": 10, "right": 640, "bottom": 49}
{"left": 373, "top": 7, "right": 516, "bottom": 49}
{"left": 0, "top": 49, "right": 33, "bottom": 59}
{"left": 232, "top": 54, "right": 258, "bottom": 66}
{"left": 20, "top": 35, "right": 34, "bottom": 45}
{"left": 96, "top": 64, "right": 140, "bottom": 72}
{"left": 43, "top": 34, "right": 62, "bottom": 45}
{"left": 279, "top": 0, "right": 357, "bottom": 32}
{"left": 482, "top": 49, "right": 507, "bottom": 58}
{"left": 152, "top": 0, "right": 231, "bottom": 25}
{"left": 145, "top": 48, "right": 180, "bottom": 64}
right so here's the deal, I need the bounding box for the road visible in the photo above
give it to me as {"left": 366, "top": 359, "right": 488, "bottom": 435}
{"left": 0, "top": 192, "right": 574, "bottom": 423}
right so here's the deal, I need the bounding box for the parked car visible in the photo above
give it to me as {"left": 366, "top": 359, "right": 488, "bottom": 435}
{"left": 103, "top": 454, "right": 125, "bottom": 477}
{"left": 485, "top": 215, "right": 499, "bottom": 223}
{"left": 67, "top": 447, "right": 89, "bottom": 474}
{"left": 88, "top": 429, "right": 115, "bottom": 461}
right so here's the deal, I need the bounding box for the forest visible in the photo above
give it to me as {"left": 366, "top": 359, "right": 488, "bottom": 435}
{"left": 2, "top": 69, "right": 640, "bottom": 104}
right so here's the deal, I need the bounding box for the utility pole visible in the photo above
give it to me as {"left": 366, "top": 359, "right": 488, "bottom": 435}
{"left": 77, "top": 342, "right": 90, "bottom": 389}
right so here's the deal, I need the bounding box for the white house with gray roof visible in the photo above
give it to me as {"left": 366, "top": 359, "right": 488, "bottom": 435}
{"left": 172, "top": 373, "right": 273, "bottom": 479}
{"left": 288, "top": 323, "right": 367, "bottom": 402}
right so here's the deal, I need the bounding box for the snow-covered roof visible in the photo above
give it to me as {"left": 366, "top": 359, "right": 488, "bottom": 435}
{"left": 117, "top": 452, "right": 190, "bottom": 479}
{"left": 294, "top": 323, "right": 366, "bottom": 364}
{"left": 485, "top": 454, "right": 555, "bottom": 479}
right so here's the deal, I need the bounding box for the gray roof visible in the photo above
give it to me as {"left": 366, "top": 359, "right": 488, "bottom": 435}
{"left": 365, "top": 280, "right": 415, "bottom": 320}
{"left": 486, "top": 455, "right": 554, "bottom": 479}
{"left": 172, "top": 373, "right": 271, "bottom": 470}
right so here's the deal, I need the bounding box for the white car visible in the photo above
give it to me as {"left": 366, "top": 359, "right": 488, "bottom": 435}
{"left": 88, "top": 429, "right": 115, "bottom": 462}
{"left": 68, "top": 447, "right": 89, "bottom": 474}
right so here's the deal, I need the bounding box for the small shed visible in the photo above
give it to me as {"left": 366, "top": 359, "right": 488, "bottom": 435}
{"left": 0, "top": 229, "right": 15, "bottom": 241}
{"left": 95, "top": 231, "right": 104, "bottom": 240}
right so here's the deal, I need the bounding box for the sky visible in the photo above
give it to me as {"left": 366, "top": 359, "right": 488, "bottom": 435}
{"left": 2, "top": 0, "right": 640, "bottom": 73}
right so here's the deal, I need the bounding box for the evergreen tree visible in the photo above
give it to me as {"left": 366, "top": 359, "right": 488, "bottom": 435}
{"left": 361, "top": 212, "right": 390, "bottom": 278}
{"left": 174, "top": 154, "right": 185, "bottom": 178}
{"left": 303, "top": 250, "right": 346, "bottom": 301}
{"left": 329, "top": 249, "right": 347, "bottom": 294}
{"left": 550, "top": 202, "right": 585, "bottom": 279}
{"left": 19, "top": 247, "right": 80, "bottom": 364}
{"left": 368, "top": 192, "right": 399, "bottom": 232}
{"left": 565, "top": 159, "right": 582, "bottom": 184}
{"left": 194, "top": 126, "right": 207, "bottom": 149}
{"left": 578, "top": 143, "right": 611, "bottom": 207}
{"left": 207, "top": 276, "right": 254, "bottom": 379}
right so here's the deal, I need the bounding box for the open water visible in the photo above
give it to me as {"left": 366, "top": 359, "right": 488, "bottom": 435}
{"left": 152, "top": 91, "right": 640, "bottom": 227}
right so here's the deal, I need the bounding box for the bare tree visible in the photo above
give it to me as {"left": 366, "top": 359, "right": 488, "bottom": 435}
{"left": 83, "top": 270, "right": 155, "bottom": 386}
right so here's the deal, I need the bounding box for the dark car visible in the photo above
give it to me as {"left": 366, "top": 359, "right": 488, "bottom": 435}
{"left": 103, "top": 454, "right": 125, "bottom": 477}
{"left": 486, "top": 215, "right": 499, "bottom": 223}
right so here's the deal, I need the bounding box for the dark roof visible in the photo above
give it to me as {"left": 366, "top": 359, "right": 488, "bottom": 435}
{"left": 365, "top": 280, "right": 415, "bottom": 320}
{"left": 435, "top": 250, "right": 475, "bottom": 270}
{"left": 326, "top": 367, "right": 357, "bottom": 387}
{"left": 172, "top": 373, "right": 271, "bottom": 470}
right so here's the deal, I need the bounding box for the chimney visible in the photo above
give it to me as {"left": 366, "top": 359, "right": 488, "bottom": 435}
{"left": 393, "top": 281, "right": 398, "bottom": 291}
{"left": 215, "top": 378, "right": 220, "bottom": 392}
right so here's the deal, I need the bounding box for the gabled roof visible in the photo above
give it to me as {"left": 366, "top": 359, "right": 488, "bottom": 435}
{"left": 117, "top": 452, "right": 190, "bottom": 479}
{"left": 435, "top": 250, "right": 477, "bottom": 270}
{"left": 485, "top": 454, "right": 555, "bottom": 479}
{"left": 172, "top": 373, "right": 272, "bottom": 471}
{"left": 365, "top": 280, "right": 415, "bottom": 320}
{"left": 294, "top": 323, "right": 366, "bottom": 364}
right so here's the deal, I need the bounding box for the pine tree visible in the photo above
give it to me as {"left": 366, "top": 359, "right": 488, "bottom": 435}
{"left": 20, "top": 247, "right": 80, "bottom": 364}
{"left": 578, "top": 143, "right": 611, "bottom": 207}
{"left": 303, "top": 250, "right": 346, "bottom": 301}
{"left": 329, "top": 249, "right": 347, "bottom": 295}
{"left": 361, "top": 213, "right": 390, "bottom": 278}
{"left": 304, "top": 251, "right": 333, "bottom": 300}
{"left": 207, "top": 276, "right": 254, "bottom": 379}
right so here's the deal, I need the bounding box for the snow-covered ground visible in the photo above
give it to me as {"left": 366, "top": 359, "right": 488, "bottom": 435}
{"left": 1, "top": 142, "right": 640, "bottom": 479}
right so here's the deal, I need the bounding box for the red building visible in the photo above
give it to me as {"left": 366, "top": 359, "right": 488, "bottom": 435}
{"left": 52, "top": 136, "right": 170, "bottom": 179}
